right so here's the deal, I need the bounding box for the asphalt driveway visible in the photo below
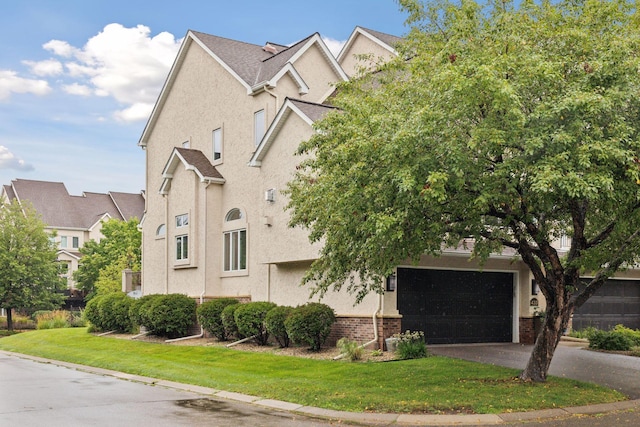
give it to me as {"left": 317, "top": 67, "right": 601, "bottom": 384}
{"left": 429, "top": 340, "right": 640, "bottom": 398}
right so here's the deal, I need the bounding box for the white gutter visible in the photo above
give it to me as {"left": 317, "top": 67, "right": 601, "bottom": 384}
{"left": 226, "top": 334, "right": 260, "bottom": 347}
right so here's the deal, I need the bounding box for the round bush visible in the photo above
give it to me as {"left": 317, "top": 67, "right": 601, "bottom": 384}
{"left": 196, "top": 298, "right": 239, "bottom": 341}
{"left": 129, "top": 294, "right": 162, "bottom": 328}
{"left": 265, "top": 305, "right": 293, "bottom": 348}
{"left": 285, "top": 303, "right": 335, "bottom": 351}
{"left": 147, "top": 294, "right": 196, "bottom": 338}
{"left": 234, "top": 301, "right": 277, "bottom": 345}
{"left": 221, "top": 303, "right": 242, "bottom": 340}
{"left": 84, "top": 295, "right": 106, "bottom": 330}
{"left": 98, "top": 292, "right": 133, "bottom": 333}
{"left": 589, "top": 329, "right": 635, "bottom": 351}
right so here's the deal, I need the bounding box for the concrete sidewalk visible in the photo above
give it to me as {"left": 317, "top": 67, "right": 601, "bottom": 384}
{"left": 2, "top": 349, "right": 639, "bottom": 426}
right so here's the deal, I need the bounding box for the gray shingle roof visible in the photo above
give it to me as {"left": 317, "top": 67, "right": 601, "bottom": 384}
{"left": 289, "top": 98, "right": 337, "bottom": 122}
{"left": 109, "top": 191, "right": 145, "bottom": 221}
{"left": 359, "top": 27, "right": 403, "bottom": 49}
{"left": 175, "top": 148, "right": 224, "bottom": 180}
{"left": 5, "top": 179, "right": 144, "bottom": 229}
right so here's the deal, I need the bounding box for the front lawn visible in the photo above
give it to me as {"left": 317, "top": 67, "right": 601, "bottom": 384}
{"left": 0, "top": 328, "right": 625, "bottom": 414}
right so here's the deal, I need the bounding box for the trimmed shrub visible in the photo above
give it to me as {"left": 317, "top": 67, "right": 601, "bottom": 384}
{"left": 265, "top": 305, "right": 293, "bottom": 348}
{"left": 221, "top": 303, "right": 242, "bottom": 340}
{"left": 234, "top": 301, "right": 277, "bottom": 345}
{"left": 129, "top": 294, "right": 162, "bottom": 328}
{"left": 84, "top": 295, "right": 105, "bottom": 330}
{"left": 196, "top": 298, "right": 239, "bottom": 341}
{"left": 611, "top": 324, "right": 640, "bottom": 346}
{"left": 98, "top": 292, "right": 134, "bottom": 333}
{"left": 147, "top": 294, "right": 196, "bottom": 339}
{"left": 589, "top": 329, "right": 634, "bottom": 351}
{"left": 285, "top": 303, "right": 335, "bottom": 351}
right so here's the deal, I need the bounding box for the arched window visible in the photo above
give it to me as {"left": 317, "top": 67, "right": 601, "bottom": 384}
{"left": 223, "top": 208, "right": 246, "bottom": 272}
{"left": 156, "top": 224, "right": 166, "bottom": 237}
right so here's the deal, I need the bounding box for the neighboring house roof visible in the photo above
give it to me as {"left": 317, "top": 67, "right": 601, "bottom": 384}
{"left": 139, "top": 30, "right": 348, "bottom": 147}
{"left": 2, "top": 178, "right": 144, "bottom": 230}
{"left": 337, "top": 26, "right": 402, "bottom": 63}
{"left": 109, "top": 191, "right": 146, "bottom": 221}
{"left": 160, "top": 147, "right": 225, "bottom": 194}
{"left": 249, "top": 98, "right": 338, "bottom": 167}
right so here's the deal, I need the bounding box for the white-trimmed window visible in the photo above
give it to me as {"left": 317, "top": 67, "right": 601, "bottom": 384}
{"left": 254, "top": 109, "right": 265, "bottom": 147}
{"left": 60, "top": 236, "right": 68, "bottom": 248}
{"left": 213, "top": 128, "right": 222, "bottom": 162}
{"left": 176, "top": 235, "right": 188, "bottom": 260}
{"left": 156, "top": 224, "right": 166, "bottom": 238}
{"left": 72, "top": 236, "right": 79, "bottom": 249}
{"left": 176, "top": 213, "right": 189, "bottom": 228}
{"left": 223, "top": 208, "right": 247, "bottom": 272}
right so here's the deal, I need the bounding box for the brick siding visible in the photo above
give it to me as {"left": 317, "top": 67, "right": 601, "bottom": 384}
{"left": 328, "top": 315, "right": 402, "bottom": 350}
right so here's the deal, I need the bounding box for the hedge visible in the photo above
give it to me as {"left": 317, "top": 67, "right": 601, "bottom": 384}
{"left": 234, "top": 301, "right": 277, "bottom": 345}
{"left": 196, "top": 298, "right": 239, "bottom": 341}
{"left": 265, "top": 305, "right": 293, "bottom": 348}
{"left": 285, "top": 303, "right": 335, "bottom": 351}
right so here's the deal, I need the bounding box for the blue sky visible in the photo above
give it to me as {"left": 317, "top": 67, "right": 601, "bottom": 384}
{"left": 0, "top": 0, "right": 408, "bottom": 195}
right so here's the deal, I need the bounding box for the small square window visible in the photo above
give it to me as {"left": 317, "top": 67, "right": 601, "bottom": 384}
{"left": 176, "top": 214, "right": 189, "bottom": 228}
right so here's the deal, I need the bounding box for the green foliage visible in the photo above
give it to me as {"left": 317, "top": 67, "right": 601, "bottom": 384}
{"left": 73, "top": 218, "right": 141, "bottom": 299}
{"left": 196, "top": 298, "right": 239, "bottom": 341}
{"left": 284, "top": 303, "right": 335, "bottom": 351}
{"left": 286, "top": 0, "right": 640, "bottom": 380}
{"left": 337, "top": 337, "right": 363, "bottom": 361}
{"left": 221, "top": 303, "right": 242, "bottom": 340}
{"left": 0, "top": 200, "right": 65, "bottom": 331}
{"left": 589, "top": 329, "right": 635, "bottom": 351}
{"left": 129, "top": 294, "right": 162, "bottom": 328}
{"left": 147, "top": 294, "right": 196, "bottom": 339}
{"left": 630, "top": 346, "right": 640, "bottom": 357}
{"left": 611, "top": 324, "right": 640, "bottom": 346}
{"left": 84, "top": 293, "right": 133, "bottom": 332}
{"left": 234, "top": 301, "right": 277, "bottom": 345}
{"left": 0, "top": 313, "right": 35, "bottom": 330}
{"left": 569, "top": 327, "right": 598, "bottom": 340}
{"left": 35, "top": 310, "right": 70, "bottom": 329}
{"left": 393, "top": 330, "right": 428, "bottom": 360}
{"left": 265, "top": 305, "right": 293, "bottom": 348}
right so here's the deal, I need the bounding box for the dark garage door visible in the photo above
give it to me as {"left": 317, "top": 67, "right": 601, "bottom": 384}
{"left": 572, "top": 279, "right": 640, "bottom": 331}
{"left": 397, "top": 268, "right": 514, "bottom": 344}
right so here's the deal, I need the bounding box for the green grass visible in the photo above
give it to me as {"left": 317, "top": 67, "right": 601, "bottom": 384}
{"left": 0, "top": 328, "right": 625, "bottom": 414}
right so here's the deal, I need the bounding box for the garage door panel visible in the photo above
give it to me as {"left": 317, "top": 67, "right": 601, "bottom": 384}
{"left": 573, "top": 279, "right": 640, "bottom": 331}
{"left": 397, "top": 268, "right": 513, "bottom": 344}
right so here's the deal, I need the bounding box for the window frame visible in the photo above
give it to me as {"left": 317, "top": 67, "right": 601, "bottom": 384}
{"left": 72, "top": 236, "right": 79, "bottom": 249}
{"left": 222, "top": 208, "right": 248, "bottom": 275}
{"left": 176, "top": 213, "right": 189, "bottom": 228}
{"left": 176, "top": 234, "right": 189, "bottom": 261}
{"left": 213, "top": 127, "right": 222, "bottom": 163}
{"left": 60, "top": 236, "right": 68, "bottom": 248}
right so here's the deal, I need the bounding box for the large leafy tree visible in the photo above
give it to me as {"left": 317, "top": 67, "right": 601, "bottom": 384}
{"left": 287, "top": 0, "right": 640, "bottom": 382}
{"left": 0, "top": 200, "right": 65, "bottom": 331}
{"left": 73, "top": 218, "right": 141, "bottom": 299}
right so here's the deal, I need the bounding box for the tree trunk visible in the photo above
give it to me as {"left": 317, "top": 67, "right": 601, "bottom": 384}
{"left": 519, "top": 303, "right": 572, "bottom": 382}
{"left": 6, "top": 308, "right": 13, "bottom": 332}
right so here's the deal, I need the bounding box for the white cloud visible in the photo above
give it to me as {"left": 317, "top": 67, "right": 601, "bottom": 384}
{"left": 113, "top": 102, "right": 154, "bottom": 122}
{"left": 0, "top": 146, "right": 34, "bottom": 171}
{"left": 22, "top": 59, "right": 64, "bottom": 76}
{"left": 322, "top": 36, "right": 346, "bottom": 57}
{"left": 63, "top": 83, "right": 92, "bottom": 96}
{"left": 45, "top": 23, "right": 180, "bottom": 121}
{"left": 0, "top": 70, "right": 51, "bottom": 101}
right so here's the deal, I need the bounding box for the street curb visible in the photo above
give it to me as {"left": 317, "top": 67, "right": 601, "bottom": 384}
{"left": 2, "top": 350, "right": 639, "bottom": 426}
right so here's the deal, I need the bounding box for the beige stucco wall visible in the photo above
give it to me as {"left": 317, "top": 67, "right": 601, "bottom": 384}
{"left": 339, "top": 33, "right": 397, "bottom": 78}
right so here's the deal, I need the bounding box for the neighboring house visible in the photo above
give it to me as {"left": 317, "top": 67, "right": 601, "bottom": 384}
{"left": 1, "top": 179, "right": 144, "bottom": 308}
{"left": 139, "top": 26, "right": 640, "bottom": 347}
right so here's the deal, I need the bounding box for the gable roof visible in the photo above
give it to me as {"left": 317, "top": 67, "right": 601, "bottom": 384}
{"left": 249, "top": 98, "right": 337, "bottom": 167}
{"left": 139, "top": 30, "right": 348, "bottom": 147}
{"left": 336, "top": 26, "right": 402, "bottom": 63}
{"left": 2, "top": 178, "right": 144, "bottom": 230}
{"left": 160, "top": 147, "right": 225, "bottom": 194}
{"left": 109, "top": 191, "right": 145, "bottom": 221}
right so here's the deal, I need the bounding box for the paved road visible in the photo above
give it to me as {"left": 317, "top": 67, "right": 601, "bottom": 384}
{"left": 429, "top": 341, "right": 640, "bottom": 399}
{"left": 0, "top": 352, "right": 335, "bottom": 427}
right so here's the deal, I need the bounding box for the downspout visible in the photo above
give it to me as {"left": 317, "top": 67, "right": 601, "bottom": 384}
{"left": 164, "top": 194, "right": 169, "bottom": 294}
{"left": 333, "top": 294, "right": 382, "bottom": 360}
{"left": 165, "top": 289, "right": 204, "bottom": 343}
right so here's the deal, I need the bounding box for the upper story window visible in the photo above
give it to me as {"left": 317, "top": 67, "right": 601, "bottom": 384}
{"left": 72, "top": 236, "right": 79, "bottom": 249}
{"left": 223, "top": 208, "right": 247, "bottom": 272}
{"left": 254, "top": 109, "right": 265, "bottom": 147}
{"left": 60, "top": 236, "right": 68, "bottom": 248}
{"left": 176, "top": 213, "right": 189, "bottom": 228}
{"left": 176, "top": 235, "right": 189, "bottom": 261}
{"left": 156, "top": 224, "right": 166, "bottom": 238}
{"left": 213, "top": 128, "right": 222, "bottom": 162}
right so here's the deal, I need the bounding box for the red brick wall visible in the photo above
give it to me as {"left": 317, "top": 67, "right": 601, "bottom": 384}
{"left": 519, "top": 317, "right": 545, "bottom": 344}
{"left": 327, "top": 316, "right": 402, "bottom": 349}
